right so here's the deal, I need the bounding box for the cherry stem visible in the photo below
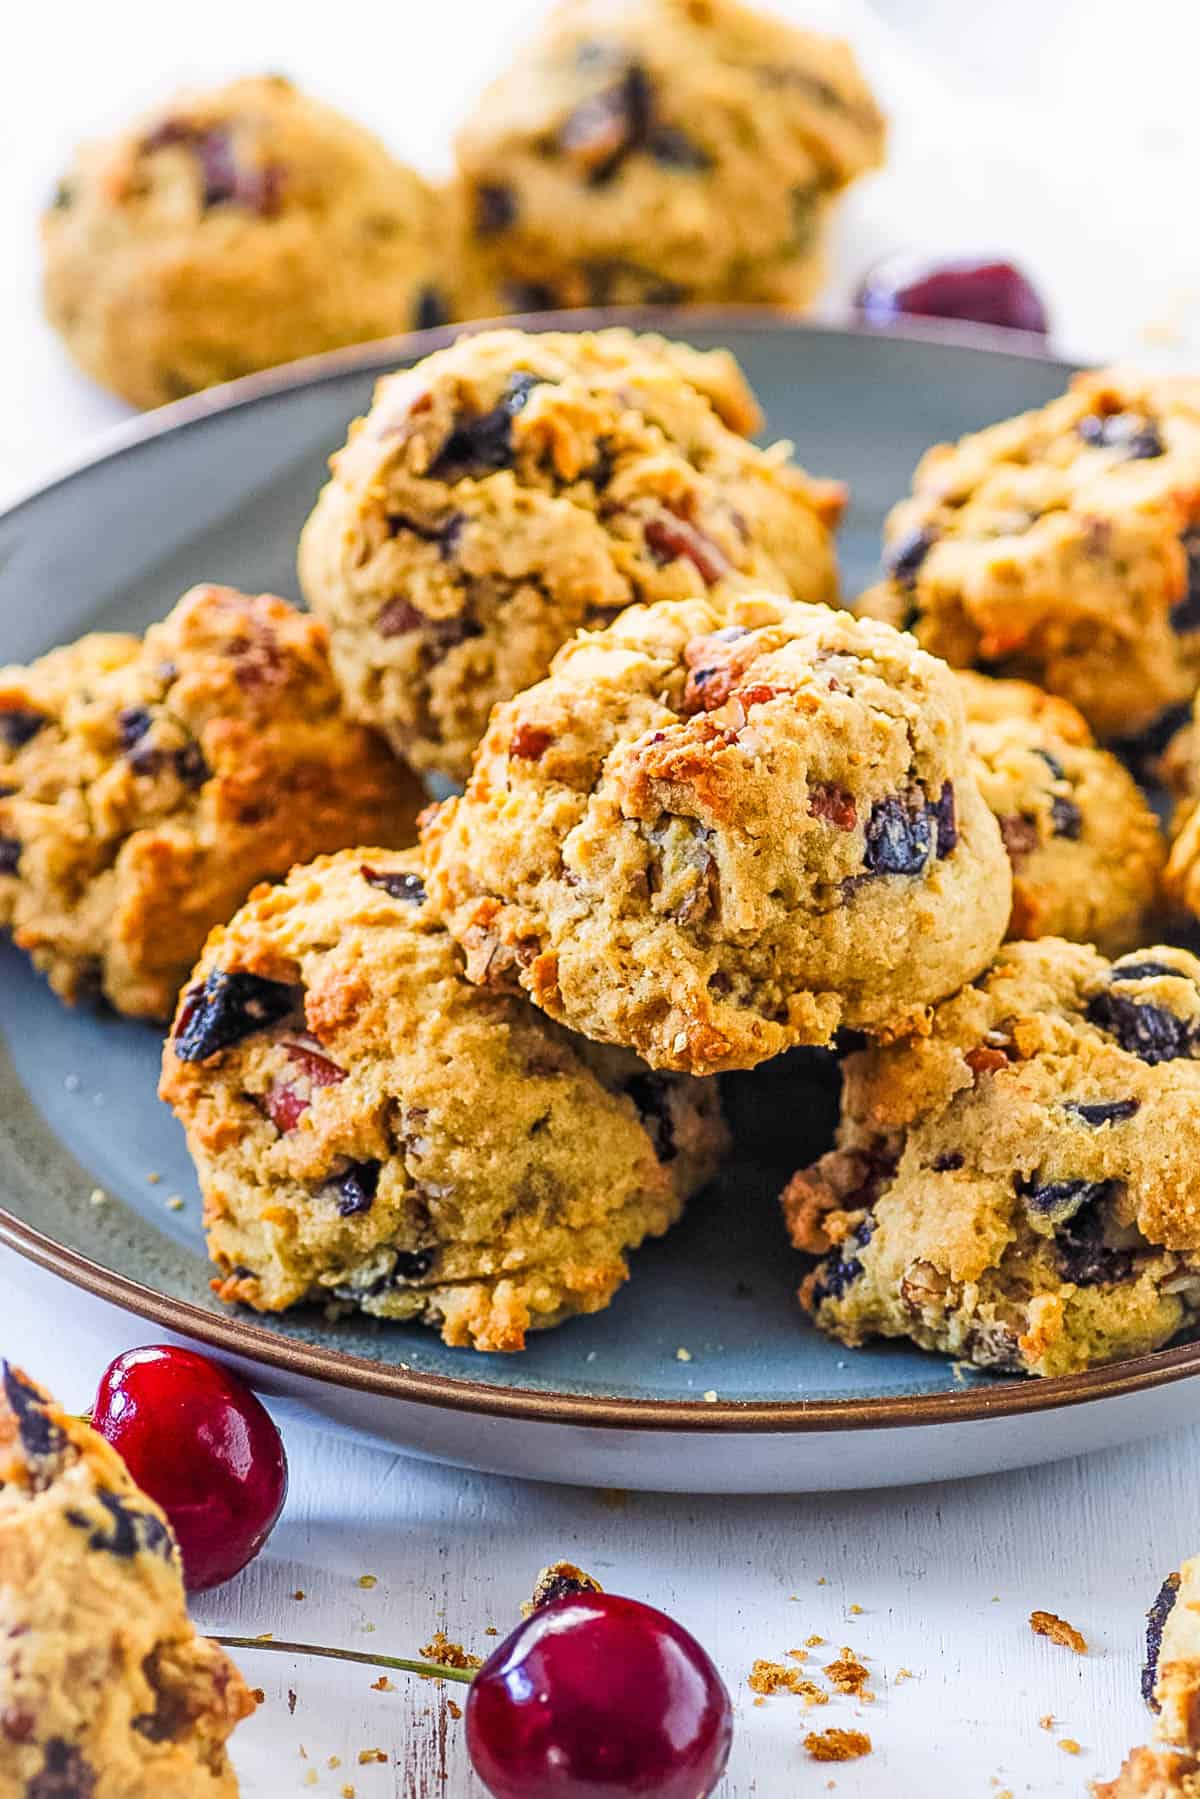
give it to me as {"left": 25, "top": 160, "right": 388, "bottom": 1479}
{"left": 213, "top": 1635, "right": 476, "bottom": 1687}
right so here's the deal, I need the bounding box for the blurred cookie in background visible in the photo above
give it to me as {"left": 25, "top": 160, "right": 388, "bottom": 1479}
{"left": 453, "top": 0, "right": 886, "bottom": 317}
{"left": 42, "top": 75, "right": 452, "bottom": 408}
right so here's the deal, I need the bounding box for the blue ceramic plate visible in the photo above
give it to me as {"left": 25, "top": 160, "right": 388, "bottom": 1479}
{"left": 5, "top": 313, "right": 1198, "bottom": 1492}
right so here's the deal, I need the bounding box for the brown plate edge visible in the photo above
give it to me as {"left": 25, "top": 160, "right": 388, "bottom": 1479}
{"left": 6, "top": 1201, "right": 1200, "bottom": 1432}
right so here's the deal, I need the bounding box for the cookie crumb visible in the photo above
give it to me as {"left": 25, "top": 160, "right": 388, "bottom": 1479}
{"left": 358, "top": 1574, "right": 378, "bottom": 1590}
{"left": 146, "top": 1170, "right": 162, "bottom": 1184}
{"left": 370, "top": 1676, "right": 394, "bottom": 1692}
{"left": 303, "top": 1774, "right": 318, "bottom": 1789}
{"left": 293, "top": 1589, "right": 306, "bottom": 1601}
{"left": 1039, "top": 1714, "right": 1054, "bottom": 1731}
{"left": 1030, "top": 1610, "right": 1087, "bottom": 1654}
{"left": 676, "top": 1347, "right": 692, "bottom": 1362}
{"left": 848, "top": 1603, "right": 864, "bottom": 1615}
{"left": 805, "top": 1728, "right": 872, "bottom": 1762}
{"left": 895, "top": 1666, "right": 913, "bottom": 1683}
{"left": 748, "top": 1659, "right": 827, "bottom": 1705}
{"left": 806, "top": 1634, "right": 825, "bottom": 1647}
{"left": 250, "top": 1687, "right": 265, "bottom": 1705}
{"left": 341, "top": 1787, "right": 356, "bottom": 1798}
{"left": 328, "top": 1758, "right": 341, "bottom": 1771}
{"left": 825, "top": 1648, "right": 872, "bottom": 1698}
{"left": 420, "top": 1630, "right": 483, "bottom": 1671}
{"left": 447, "top": 1699, "right": 463, "bottom": 1721}
{"left": 287, "top": 1689, "right": 297, "bottom": 1715}
{"left": 1059, "top": 1737, "right": 1082, "bottom": 1754}
{"left": 165, "top": 1193, "right": 185, "bottom": 1211}
{"left": 88, "top": 1187, "right": 108, "bottom": 1207}
{"left": 484, "top": 1626, "right": 498, "bottom": 1636}
{"left": 703, "top": 1389, "right": 718, "bottom": 1403}
{"left": 357, "top": 1748, "right": 388, "bottom": 1765}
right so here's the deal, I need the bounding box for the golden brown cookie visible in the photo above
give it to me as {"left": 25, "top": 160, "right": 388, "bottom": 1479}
{"left": 160, "top": 849, "right": 726, "bottom": 1351}
{"left": 298, "top": 325, "right": 844, "bottom": 781}
{"left": 453, "top": 0, "right": 885, "bottom": 312}
{"left": 0, "top": 584, "right": 422, "bottom": 1019}
{"left": 42, "top": 75, "right": 450, "bottom": 408}
{"left": 0, "top": 1362, "right": 254, "bottom": 1797}
{"left": 422, "top": 592, "right": 1011, "bottom": 1073}
{"left": 856, "top": 368, "right": 1200, "bottom": 741}
{"left": 957, "top": 671, "right": 1164, "bottom": 953}
{"left": 789, "top": 939, "right": 1200, "bottom": 1377}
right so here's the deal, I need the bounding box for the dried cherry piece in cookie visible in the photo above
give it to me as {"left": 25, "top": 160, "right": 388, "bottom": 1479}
{"left": 1064, "top": 1099, "right": 1140, "bottom": 1127}
{"left": 428, "top": 372, "right": 542, "bottom": 479}
{"left": 172, "top": 969, "right": 303, "bottom": 1061}
{"left": 1086, "top": 988, "right": 1196, "bottom": 1065}
{"left": 2, "top": 1360, "right": 68, "bottom": 1479}
{"left": 810, "top": 1216, "right": 874, "bottom": 1302}
{"left": 1018, "top": 1175, "right": 1118, "bottom": 1226}
{"left": 25, "top": 1738, "right": 97, "bottom": 1799}
{"left": 1077, "top": 412, "right": 1165, "bottom": 459}
{"left": 1171, "top": 532, "right": 1200, "bottom": 634}
{"left": 0, "top": 707, "right": 46, "bottom": 748}
{"left": 361, "top": 864, "right": 427, "bottom": 904}
{"left": 1052, "top": 1207, "right": 1134, "bottom": 1287}
{"left": 474, "top": 183, "right": 518, "bottom": 235}
{"left": 0, "top": 836, "right": 21, "bottom": 875}
{"left": 66, "top": 1488, "right": 175, "bottom": 1561}
{"left": 1144, "top": 1573, "right": 1181, "bottom": 1707}
{"left": 329, "top": 1160, "right": 382, "bottom": 1217}
{"left": 1050, "top": 793, "right": 1083, "bottom": 839}
{"left": 882, "top": 525, "right": 936, "bottom": 586}
{"left": 863, "top": 793, "right": 933, "bottom": 875}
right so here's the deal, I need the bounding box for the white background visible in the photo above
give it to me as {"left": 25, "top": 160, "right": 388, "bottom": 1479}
{"left": 3, "top": 3, "right": 1200, "bottom": 1793}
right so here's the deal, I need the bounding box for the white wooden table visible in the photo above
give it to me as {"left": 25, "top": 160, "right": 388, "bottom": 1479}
{"left": 4, "top": 4, "right": 1200, "bottom": 1792}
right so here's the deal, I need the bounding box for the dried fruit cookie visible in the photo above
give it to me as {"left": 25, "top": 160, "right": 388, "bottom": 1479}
{"left": 1094, "top": 1555, "right": 1200, "bottom": 1796}
{"left": 452, "top": 0, "right": 885, "bottom": 313}
{"left": 787, "top": 939, "right": 1200, "bottom": 1377}
{"left": 42, "top": 75, "right": 450, "bottom": 409}
{"left": 298, "top": 325, "right": 844, "bottom": 781}
{"left": 0, "top": 584, "right": 423, "bottom": 1019}
{"left": 1160, "top": 703, "right": 1200, "bottom": 930}
{"left": 421, "top": 593, "right": 1011, "bottom": 1074}
{"left": 957, "top": 671, "right": 1164, "bottom": 954}
{"left": 160, "top": 849, "right": 726, "bottom": 1351}
{"left": 856, "top": 368, "right": 1200, "bottom": 741}
{"left": 0, "top": 1362, "right": 254, "bottom": 1796}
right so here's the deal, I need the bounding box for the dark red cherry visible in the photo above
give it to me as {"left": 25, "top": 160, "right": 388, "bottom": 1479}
{"left": 92, "top": 1345, "right": 287, "bottom": 1591}
{"left": 857, "top": 253, "right": 1050, "bottom": 335}
{"left": 465, "top": 1591, "right": 732, "bottom": 1797}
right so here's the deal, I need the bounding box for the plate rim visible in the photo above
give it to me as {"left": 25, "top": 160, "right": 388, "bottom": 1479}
{"left": 6, "top": 304, "right": 1156, "bottom": 1439}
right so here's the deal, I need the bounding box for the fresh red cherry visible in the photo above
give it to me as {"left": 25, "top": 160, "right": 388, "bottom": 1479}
{"left": 92, "top": 1345, "right": 287, "bottom": 1591}
{"left": 857, "top": 253, "right": 1050, "bottom": 335}
{"left": 465, "top": 1591, "right": 732, "bottom": 1798}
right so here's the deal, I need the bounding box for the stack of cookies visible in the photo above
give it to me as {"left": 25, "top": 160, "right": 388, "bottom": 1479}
{"left": 7, "top": 323, "right": 1200, "bottom": 1383}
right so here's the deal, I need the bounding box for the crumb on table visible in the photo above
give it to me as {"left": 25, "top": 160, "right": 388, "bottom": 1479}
{"left": 419, "top": 1629, "right": 483, "bottom": 1671}
{"left": 1030, "top": 1610, "right": 1088, "bottom": 1654}
{"left": 748, "top": 1659, "right": 827, "bottom": 1705}
{"left": 825, "top": 1647, "right": 873, "bottom": 1698}
{"left": 805, "top": 1727, "right": 873, "bottom": 1762}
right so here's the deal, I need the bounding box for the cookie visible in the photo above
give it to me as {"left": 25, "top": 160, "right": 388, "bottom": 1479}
{"left": 0, "top": 584, "right": 423, "bottom": 1019}
{"left": 856, "top": 368, "right": 1200, "bottom": 741}
{"left": 788, "top": 939, "right": 1200, "bottom": 1377}
{"left": 159, "top": 848, "right": 726, "bottom": 1352}
{"left": 422, "top": 592, "right": 1012, "bottom": 1074}
{"left": 453, "top": 0, "right": 884, "bottom": 313}
{"left": 958, "top": 671, "right": 1164, "bottom": 954}
{"left": 42, "top": 75, "right": 450, "bottom": 409}
{"left": 298, "top": 325, "right": 844, "bottom": 781}
{"left": 0, "top": 1361, "right": 254, "bottom": 1797}
{"left": 1094, "top": 1749, "right": 1200, "bottom": 1797}
{"left": 1160, "top": 705, "right": 1200, "bottom": 928}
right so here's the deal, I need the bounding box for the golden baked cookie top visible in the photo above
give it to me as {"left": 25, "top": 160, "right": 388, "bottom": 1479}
{"left": 161, "top": 848, "right": 725, "bottom": 1351}
{"left": 423, "top": 591, "right": 1010, "bottom": 1072}
{"left": 857, "top": 368, "right": 1200, "bottom": 740}
{"left": 0, "top": 583, "right": 422, "bottom": 1018}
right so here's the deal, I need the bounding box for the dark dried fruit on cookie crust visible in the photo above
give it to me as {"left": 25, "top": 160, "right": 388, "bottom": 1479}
{"left": 173, "top": 970, "right": 303, "bottom": 1061}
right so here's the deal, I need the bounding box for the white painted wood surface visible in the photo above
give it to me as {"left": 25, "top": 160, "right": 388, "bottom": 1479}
{"left": 4, "top": 4, "right": 1200, "bottom": 1792}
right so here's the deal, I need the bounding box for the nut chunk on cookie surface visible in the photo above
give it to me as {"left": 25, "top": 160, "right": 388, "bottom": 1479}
{"left": 857, "top": 368, "right": 1200, "bottom": 741}
{"left": 42, "top": 74, "right": 450, "bottom": 409}
{"left": 422, "top": 593, "right": 1011, "bottom": 1074}
{"left": 160, "top": 849, "right": 726, "bottom": 1351}
{"left": 0, "top": 1361, "right": 254, "bottom": 1797}
{"left": 298, "top": 325, "right": 844, "bottom": 781}
{"left": 957, "top": 671, "right": 1164, "bottom": 954}
{"left": 453, "top": 0, "right": 885, "bottom": 314}
{"left": 789, "top": 939, "right": 1200, "bottom": 1377}
{"left": 0, "top": 583, "right": 423, "bottom": 1020}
